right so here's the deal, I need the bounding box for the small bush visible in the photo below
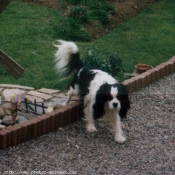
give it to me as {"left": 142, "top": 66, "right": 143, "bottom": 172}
{"left": 101, "top": 2, "right": 115, "bottom": 15}
{"left": 89, "top": 1, "right": 115, "bottom": 24}
{"left": 68, "top": 6, "right": 89, "bottom": 24}
{"left": 109, "top": 53, "right": 123, "bottom": 76}
{"left": 84, "top": 50, "right": 124, "bottom": 78}
{"left": 53, "top": 17, "right": 90, "bottom": 41}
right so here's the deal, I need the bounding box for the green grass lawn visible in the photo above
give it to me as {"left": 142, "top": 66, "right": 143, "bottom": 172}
{"left": 0, "top": 0, "right": 175, "bottom": 90}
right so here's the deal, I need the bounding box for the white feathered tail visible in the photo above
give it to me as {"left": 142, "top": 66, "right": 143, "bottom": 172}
{"left": 54, "top": 40, "right": 84, "bottom": 78}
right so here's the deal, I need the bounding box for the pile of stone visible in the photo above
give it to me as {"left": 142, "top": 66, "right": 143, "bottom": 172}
{"left": 0, "top": 84, "right": 79, "bottom": 128}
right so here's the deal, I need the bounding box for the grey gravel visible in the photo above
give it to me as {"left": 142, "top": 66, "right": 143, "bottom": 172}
{"left": 0, "top": 74, "right": 175, "bottom": 175}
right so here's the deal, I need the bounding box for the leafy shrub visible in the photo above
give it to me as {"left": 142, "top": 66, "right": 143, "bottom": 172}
{"left": 68, "top": 6, "right": 89, "bottom": 24}
{"left": 91, "top": 9, "right": 109, "bottom": 24}
{"left": 101, "top": 1, "right": 115, "bottom": 15}
{"left": 53, "top": 17, "right": 90, "bottom": 41}
{"left": 84, "top": 50, "right": 124, "bottom": 77}
{"left": 109, "top": 53, "right": 124, "bottom": 76}
{"left": 68, "top": 0, "right": 115, "bottom": 24}
{"left": 89, "top": 1, "right": 115, "bottom": 24}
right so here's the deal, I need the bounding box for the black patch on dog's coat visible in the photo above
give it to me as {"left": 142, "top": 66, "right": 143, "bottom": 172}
{"left": 115, "top": 84, "right": 130, "bottom": 119}
{"left": 70, "top": 66, "right": 97, "bottom": 98}
{"left": 93, "top": 83, "right": 111, "bottom": 119}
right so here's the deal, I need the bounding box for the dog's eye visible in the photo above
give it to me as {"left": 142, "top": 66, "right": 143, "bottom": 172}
{"left": 117, "top": 94, "right": 122, "bottom": 100}
{"left": 108, "top": 94, "right": 113, "bottom": 101}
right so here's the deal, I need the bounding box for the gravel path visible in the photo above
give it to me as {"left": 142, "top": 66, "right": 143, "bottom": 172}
{"left": 0, "top": 74, "right": 175, "bottom": 175}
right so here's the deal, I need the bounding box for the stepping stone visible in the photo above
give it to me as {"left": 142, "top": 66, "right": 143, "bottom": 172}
{"left": 0, "top": 88, "right": 3, "bottom": 92}
{"left": 37, "top": 88, "right": 60, "bottom": 94}
{"left": 25, "top": 95, "right": 44, "bottom": 103}
{"left": 2, "top": 89, "right": 25, "bottom": 101}
{"left": 0, "top": 84, "right": 34, "bottom": 90}
{"left": 53, "top": 92, "right": 67, "bottom": 98}
{"left": 27, "top": 91, "right": 53, "bottom": 100}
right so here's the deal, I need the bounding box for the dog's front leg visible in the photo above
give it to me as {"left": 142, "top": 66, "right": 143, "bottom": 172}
{"left": 114, "top": 114, "right": 126, "bottom": 143}
{"left": 84, "top": 102, "right": 97, "bottom": 132}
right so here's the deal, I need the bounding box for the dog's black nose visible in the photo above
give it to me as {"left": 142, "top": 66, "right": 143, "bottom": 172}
{"left": 113, "top": 103, "right": 118, "bottom": 108}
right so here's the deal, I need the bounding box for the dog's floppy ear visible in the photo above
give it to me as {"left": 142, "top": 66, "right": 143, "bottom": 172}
{"left": 93, "top": 83, "right": 110, "bottom": 119}
{"left": 117, "top": 83, "right": 130, "bottom": 119}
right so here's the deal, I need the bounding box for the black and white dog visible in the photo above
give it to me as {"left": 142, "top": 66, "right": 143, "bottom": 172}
{"left": 54, "top": 40, "right": 130, "bottom": 142}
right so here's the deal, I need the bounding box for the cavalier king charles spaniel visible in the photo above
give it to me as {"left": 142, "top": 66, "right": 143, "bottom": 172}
{"left": 54, "top": 40, "right": 130, "bottom": 143}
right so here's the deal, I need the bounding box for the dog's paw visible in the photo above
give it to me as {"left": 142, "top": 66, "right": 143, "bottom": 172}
{"left": 87, "top": 124, "right": 97, "bottom": 132}
{"left": 115, "top": 135, "right": 126, "bottom": 143}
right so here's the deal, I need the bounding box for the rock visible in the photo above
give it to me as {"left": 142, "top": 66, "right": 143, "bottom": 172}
{"left": 1, "top": 115, "right": 19, "bottom": 126}
{"left": 17, "top": 116, "right": 28, "bottom": 123}
{"left": 0, "top": 105, "right": 11, "bottom": 119}
{"left": 0, "top": 108, "right": 5, "bottom": 119}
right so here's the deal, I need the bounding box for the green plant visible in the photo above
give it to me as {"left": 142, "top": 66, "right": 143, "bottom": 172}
{"left": 89, "top": 1, "right": 115, "bottom": 24}
{"left": 109, "top": 53, "right": 124, "bottom": 76}
{"left": 68, "top": 6, "right": 89, "bottom": 24}
{"left": 90, "top": 9, "right": 109, "bottom": 24}
{"left": 53, "top": 17, "right": 90, "bottom": 41}
{"left": 84, "top": 50, "right": 124, "bottom": 78}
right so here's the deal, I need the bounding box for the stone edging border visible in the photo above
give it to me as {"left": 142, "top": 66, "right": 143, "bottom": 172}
{"left": 0, "top": 56, "right": 175, "bottom": 149}
{"left": 0, "top": 102, "right": 83, "bottom": 149}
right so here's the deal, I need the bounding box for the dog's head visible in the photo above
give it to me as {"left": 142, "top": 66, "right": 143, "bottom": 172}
{"left": 93, "top": 83, "right": 130, "bottom": 119}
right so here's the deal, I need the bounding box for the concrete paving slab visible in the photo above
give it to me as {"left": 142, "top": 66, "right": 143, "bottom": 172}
{"left": 37, "top": 88, "right": 60, "bottom": 94}
{"left": 0, "top": 84, "right": 34, "bottom": 90}
{"left": 27, "top": 91, "right": 53, "bottom": 100}
{"left": 53, "top": 92, "right": 67, "bottom": 98}
{"left": 25, "top": 95, "right": 44, "bottom": 103}
{"left": 0, "top": 88, "right": 3, "bottom": 92}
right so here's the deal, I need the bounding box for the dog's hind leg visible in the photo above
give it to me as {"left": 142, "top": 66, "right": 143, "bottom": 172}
{"left": 63, "top": 86, "right": 77, "bottom": 106}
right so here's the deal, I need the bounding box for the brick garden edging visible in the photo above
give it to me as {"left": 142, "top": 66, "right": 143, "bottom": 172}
{"left": 122, "top": 56, "right": 175, "bottom": 94}
{"left": 0, "top": 102, "right": 83, "bottom": 149}
{"left": 0, "top": 56, "right": 175, "bottom": 149}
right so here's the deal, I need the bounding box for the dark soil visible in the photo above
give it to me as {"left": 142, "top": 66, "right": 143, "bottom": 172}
{"left": 22, "top": 0, "right": 156, "bottom": 40}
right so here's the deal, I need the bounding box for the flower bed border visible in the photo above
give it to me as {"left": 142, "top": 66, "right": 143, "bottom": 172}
{"left": 0, "top": 56, "right": 175, "bottom": 149}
